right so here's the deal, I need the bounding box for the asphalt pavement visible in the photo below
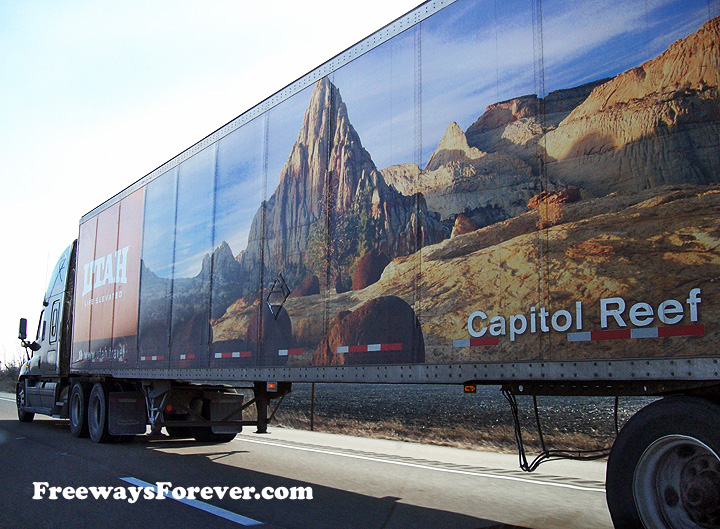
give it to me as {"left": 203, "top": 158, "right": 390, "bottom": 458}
{"left": 0, "top": 392, "right": 613, "bottom": 529}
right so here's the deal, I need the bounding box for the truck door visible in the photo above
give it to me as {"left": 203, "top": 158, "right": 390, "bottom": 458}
{"left": 41, "top": 298, "right": 61, "bottom": 375}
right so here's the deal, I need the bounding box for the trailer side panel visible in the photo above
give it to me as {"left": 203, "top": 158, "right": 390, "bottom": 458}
{"left": 72, "top": 0, "right": 720, "bottom": 385}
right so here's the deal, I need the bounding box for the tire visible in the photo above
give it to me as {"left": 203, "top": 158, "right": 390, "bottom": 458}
{"left": 69, "top": 382, "right": 90, "bottom": 438}
{"left": 606, "top": 396, "right": 720, "bottom": 529}
{"left": 191, "top": 427, "right": 237, "bottom": 443}
{"left": 16, "top": 381, "right": 34, "bottom": 423}
{"left": 191, "top": 399, "right": 237, "bottom": 443}
{"left": 166, "top": 426, "right": 193, "bottom": 438}
{"left": 88, "top": 383, "right": 115, "bottom": 443}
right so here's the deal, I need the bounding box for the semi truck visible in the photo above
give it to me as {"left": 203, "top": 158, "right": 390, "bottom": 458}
{"left": 14, "top": 0, "right": 720, "bottom": 527}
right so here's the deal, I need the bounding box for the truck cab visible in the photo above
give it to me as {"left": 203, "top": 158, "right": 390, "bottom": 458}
{"left": 17, "top": 241, "right": 76, "bottom": 420}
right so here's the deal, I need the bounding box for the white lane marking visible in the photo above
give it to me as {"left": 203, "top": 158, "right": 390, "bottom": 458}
{"left": 120, "top": 477, "right": 262, "bottom": 526}
{"left": 234, "top": 437, "right": 606, "bottom": 493}
{"left": 0, "top": 396, "right": 16, "bottom": 403}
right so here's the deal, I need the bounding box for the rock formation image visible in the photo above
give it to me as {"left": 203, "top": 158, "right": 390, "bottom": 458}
{"left": 312, "top": 296, "right": 425, "bottom": 366}
{"left": 380, "top": 184, "right": 720, "bottom": 362}
{"left": 245, "top": 303, "right": 292, "bottom": 367}
{"left": 236, "top": 78, "right": 447, "bottom": 293}
{"left": 542, "top": 17, "right": 720, "bottom": 195}
{"left": 291, "top": 275, "right": 320, "bottom": 298}
{"left": 450, "top": 214, "right": 479, "bottom": 239}
{"left": 205, "top": 14, "right": 720, "bottom": 367}
{"left": 382, "top": 120, "right": 535, "bottom": 227}
{"left": 352, "top": 250, "right": 391, "bottom": 290}
{"left": 526, "top": 188, "right": 582, "bottom": 229}
{"left": 209, "top": 241, "right": 245, "bottom": 319}
{"left": 138, "top": 241, "right": 246, "bottom": 360}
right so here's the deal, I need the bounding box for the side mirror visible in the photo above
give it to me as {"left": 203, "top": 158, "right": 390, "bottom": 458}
{"left": 18, "top": 318, "right": 27, "bottom": 341}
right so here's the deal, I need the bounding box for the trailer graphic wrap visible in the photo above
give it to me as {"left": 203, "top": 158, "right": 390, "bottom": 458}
{"left": 72, "top": 188, "right": 144, "bottom": 367}
{"left": 74, "top": 0, "right": 719, "bottom": 371}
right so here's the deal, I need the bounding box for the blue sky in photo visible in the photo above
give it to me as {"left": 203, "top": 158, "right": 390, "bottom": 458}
{"left": 215, "top": 115, "right": 266, "bottom": 257}
{"left": 141, "top": 169, "right": 177, "bottom": 279}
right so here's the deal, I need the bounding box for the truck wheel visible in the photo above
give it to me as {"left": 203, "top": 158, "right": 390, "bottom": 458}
{"left": 606, "top": 396, "right": 720, "bottom": 529}
{"left": 88, "top": 383, "right": 115, "bottom": 443}
{"left": 69, "top": 382, "right": 90, "bottom": 438}
{"left": 16, "top": 382, "right": 34, "bottom": 423}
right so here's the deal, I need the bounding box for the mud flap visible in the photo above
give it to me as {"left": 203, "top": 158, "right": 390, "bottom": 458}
{"left": 210, "top": 393, "right": 244, "bottom": 434}
{"left": 108, "top": 391, "right": 147, "bottom": 435}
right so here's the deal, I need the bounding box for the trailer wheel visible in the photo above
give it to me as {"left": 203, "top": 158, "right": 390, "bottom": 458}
{"left": 193, "top": 426, "right": 237, "bottom": 443}
{"left": 69, "top": 381, "right": 90, "bottom": 438}
{"left": 16, "top": 381, "right": 34, "bottom": 423}
{"left": 191, "top": 428, "right": 237, "bottom": 443}
{"left": 606, "top": 396, "right": 720, "bottom": 529}
{"left": 191, "top": 399, "right": 237, "bottom": 443}
{"left": 88, "top": 383, "right": 115, "bottom": 443}
{"left": 166, "top": 426, "right": 193, "bottom": 438}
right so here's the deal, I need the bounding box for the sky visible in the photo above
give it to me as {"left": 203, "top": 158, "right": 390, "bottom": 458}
{"left": 0, "top": 0, "right": 712, "bottom": 367}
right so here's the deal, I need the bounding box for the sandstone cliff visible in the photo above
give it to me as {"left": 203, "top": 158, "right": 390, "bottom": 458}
{"left": 544, "top": 17, "right": 720, "bottom": 195}
{"left": 464, "top": 79, "right": 607, "bottom": 168}
{"left": 278, "top": 184, "right": 720, "bottom": 363}
{"left": 381, "top": 123, "right": 536, "bottom": 225}
{"left": 238, "top": 78, "right": 447, "bottom": 292}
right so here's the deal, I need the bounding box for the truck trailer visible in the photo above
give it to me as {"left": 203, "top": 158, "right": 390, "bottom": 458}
{"left": 15, "top": 0, "right": 720, "bottom": 527}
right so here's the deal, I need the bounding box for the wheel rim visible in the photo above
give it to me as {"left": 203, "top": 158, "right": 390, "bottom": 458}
{"left": 634, "top": 435, "right": 720, "bottom": 529}
{"left": 16, "top": 385, "right": 25, "bottom": 410}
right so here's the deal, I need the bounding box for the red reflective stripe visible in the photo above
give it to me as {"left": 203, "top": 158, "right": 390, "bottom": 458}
{"left": 218, "top": 351, "right": 252, "bottom": 358}
{"left": 659, "top": 324, "right": 705, "bottom": 337}
{"left": 288, "top": 349, "right": 303, "bottom": 355}
{"left": 469, "top": 337, "right": 500, "bottom": 346}
{"left": 591, "top": 330, "right": 631, "bottom": 341}
{"left": 338, "top": 343, "right": 406, "bottom": 353}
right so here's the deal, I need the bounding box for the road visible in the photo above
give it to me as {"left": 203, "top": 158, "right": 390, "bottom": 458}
{"left": 0, "top": 392, "right": 613, "bottom": 529}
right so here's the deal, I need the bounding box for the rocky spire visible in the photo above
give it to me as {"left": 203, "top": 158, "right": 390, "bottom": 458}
{"left": 239, "top": 78, "right": 446, "bottom": 288}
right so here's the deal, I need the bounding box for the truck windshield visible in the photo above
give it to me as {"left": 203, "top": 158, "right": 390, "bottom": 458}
{"left": 44, "top": 244, "right": 73, "bottom": 300}
{"left": 35, "top": 309, "right": 44, "bottom": 342}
